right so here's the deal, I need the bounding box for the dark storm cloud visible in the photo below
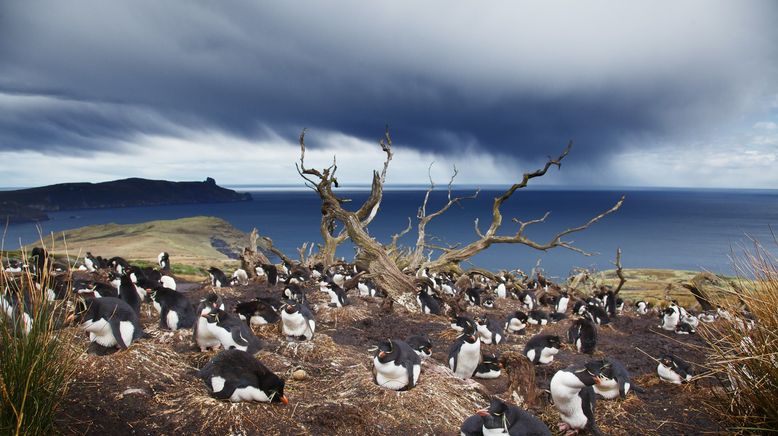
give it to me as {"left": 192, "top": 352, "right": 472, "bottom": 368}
{"left": 1, "top": 1, "right": 777, "bottom": 161}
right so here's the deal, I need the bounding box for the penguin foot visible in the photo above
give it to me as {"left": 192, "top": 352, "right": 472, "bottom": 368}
{"left": 558, "top": 423, "right": 571, "bottom": 431}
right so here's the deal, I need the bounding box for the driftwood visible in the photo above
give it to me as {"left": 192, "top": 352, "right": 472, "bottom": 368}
{"left": 239, "top": 229, "right": 270, "bottom": 277}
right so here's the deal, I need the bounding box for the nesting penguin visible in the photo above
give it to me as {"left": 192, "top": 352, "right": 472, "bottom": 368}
{"left": 474, "top": 353, "right": 502, "bottom": 379}
{"left": 523, "top": 334, "right": 561, "bottom": 365}
{"left": 594, "top": 358, "right": 642, "bottom": 400}
{"left": 198, "top": 349, "right": 288, "bottom": 404}
{"left": 202, "top": 309, "right": 263, "bottom": 354}
{"left": 230, "top": 269, "right": 249, "bottom": 286}
{"left": 280, "top": 300, "right": 316, "bottom": 341}
{"left": 550, "top": 361, "right": 604, "bottom": 436}
{"left": 208, "top": 267, "right": 230, "bottom": 288}
{"left": 406, "top": 335, "right": 432, "bottom": 358}
{"left": 504, "top": 311, "right": 528, "bottom": 335}
{"left": 657, "top": 353, "right": 693, "bottom": 384}
{"left": 475, "top": 315, "right": 504, "bottom": 345}
{"left": 567, "top": 318, "right": 597, "bottom": 354}
{"left": 527, "top": 309, "right": 549, "bottom": 326}
{"left": 372, "top": 339, "right": 421, "bottom": 391}
{"left": 149, "top": 286, "right": 195, "bottom": 330}
{"left": 235, "top": 298, "right": 279, "bottom": 326}
{"left": 659, "top": 305, "right": 680, "bottom": 331}
{"left": 75, "top": 297, "right": 144, "bottom": 350}
{"left": 194, "top": 293, "right": 226, "bottom": 352}
{"left": 284, "top": 282, "right": 307, "bottom": 303}
{"left": 448, "top": 318, "right": 481, "bottom": 379}
{"left": 476, "top": 397, "right": 551, "bottom": 435}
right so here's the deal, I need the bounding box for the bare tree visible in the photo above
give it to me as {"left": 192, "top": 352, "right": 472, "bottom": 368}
{"left": 421, "top": 142, "right": 624, "bottom": 273}
{"left": 613, "top": 247, "right": 626, "bottom": 294}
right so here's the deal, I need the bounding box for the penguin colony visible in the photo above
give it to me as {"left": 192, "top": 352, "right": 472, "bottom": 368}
{"left": 2, "top": 248, "right": 740, "bottom": 433}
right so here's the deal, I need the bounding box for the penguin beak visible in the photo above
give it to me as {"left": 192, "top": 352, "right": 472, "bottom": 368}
{"left": 594, "top": 376, "right": 602, "bottom": 385}
{"left": 65, "top": 313, "right": 75, "bottom": 325}
{"left": 280, "top": 395, "right": 289, "bottom": 405}
{"left": 378, "top": 351, "right": 386, "bottom": 359}
{"left": 476, "top": 408, "right": 489, "bottom": 417}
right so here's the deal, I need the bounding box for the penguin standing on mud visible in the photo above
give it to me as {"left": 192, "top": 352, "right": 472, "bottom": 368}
{"left": 448, "top": 319, "right": 481, "bottom": 379}
{"left": 198, "top": 349, "right": 288, "bottom": 404}
{"left": 74, "top": 297, "right": 144, "bottom": 350}
{"left": 280, "top": 300, "right": 316, "bottom": 341}
{"left": 202, "top": 309, "right": 263, "bottom": 354}
{"left": 550, "top": 361, "right": 605, "bottom": 436}
{"left": 372, "top": 339, "right": 421, "bottom": 391}
{"left": 523, "top": 334, "right": 561, "bottom": 365}
{"left": 567, "top": 318, "right": 597, "bottom": 354}
{"left": 149, "top": 286, "right": 195, "bottom": 330}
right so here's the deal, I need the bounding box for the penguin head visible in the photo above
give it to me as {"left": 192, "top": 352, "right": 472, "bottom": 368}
{"left": 375, "top": 339, "right": 396, "bottom": 361}
{"left": 477, "top": 398, "right": 510, "bottom": 430}
{"left": 266, "top": 379, "right": 288, "bottom": 405}
{"left": 66, "top": 296, "right": 93, "bottom": 325}
{"left": 573, "top": 361, "right": 604, "bottom": 386}
{"left": 658, "top": 353, "right": 676, "bottom": 368}
{"left": 482, "top": 297, "right": 495, "bottom": 308}
{"left": 283, "top": 300, "right": 301, "bottom": 314}
{"left": 200, "top": 293, "right": 224, "bottom": 315}
{"left": 545, "top": 335, "right": 562, "bottom": 349}
{"left": 482, "top": 353, "right": 501, "bottom": 366}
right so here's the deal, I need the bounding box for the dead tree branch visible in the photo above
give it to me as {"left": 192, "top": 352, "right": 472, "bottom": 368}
{"left": 613, "top": 247, "right": 626, "bottom": 294}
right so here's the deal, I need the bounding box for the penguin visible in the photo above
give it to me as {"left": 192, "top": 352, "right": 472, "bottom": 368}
{"left": 495, "top": 282, "right": 508, "bottom": 299}
{"left": 311, "top": 263, "right": 325, "bottom": 280}
{"left": 417, "top": 291, "right": 443, "bottom": 315}
{"left": 466, "top": 287, "right": 482, "bottom": 306}
{"left": 109, "top": 256, "right": 130, "bottom": 275}
{"left": 475, "top": 315, "right": 504, "bottom": 345}
{"left": 523, "top": 334, "right": 561, "bottom": 365}
{"left": 357, "top": 278, "right": 382, "bottom": 297}
{"left": 549, "top": 312, "right": 567, "bottom": 323}
{"left": 149, "top": 286, "right": 195, "bottom": 331}
{"left": 30, "top": 247, "right": 49, "bottom": 277}
{"left": 320, "top": 280, "right": 349, "bottom": 308}
{"left": 75, "top": 297, "right": 143, "bottom": 350}
{"left": 675, "top": 322, "right": 696, "bottom": 335}
{"left": 474, "top": 353, "right": 502, "bottom": 379}
{"left": 556, "top": 291, "right": 570, "bottom": 314}
{"left": 84, "top": 252, "right": 98, "bottom": 272}
{"left": 448, "top": 319, "right": 481, "bottom": 379}
{"left": 698, "top": 311, "right": 717, "bottom": 323}
{"left": 527, "top": 309, "right": 549, "bottom": 326}
{"left": 234, "top": 298, "right": 279, "bottom": 326}
{"left": 603, "top": 290, "right": 617, "bottom": 317}
{"left": 567, "top": 318, "right": 597, "bottom": 354}
{"left": 261, "top": 264, "right": 279, "bottom": 286}
{"left": 208, "top": 267, "right": 230, "bottom": 288}
{"left": 477, "top": 397, "right": 551, "bottom": 435}
{"left": 459, "top": 414, "right": 485, "bottom": 436}
{"left": 406, "top": 335, "right": 432, "bottom": 358}
{"left": 284, "top": 282, "right": 307, "bottom": 303}
{"left": 482, "top": 296, "right": 495, "bottom": 309}
{"left": 202, "top": 309, "right": 263, "bottom": 354}
{"left": 451, "top": 315, "right": 475, "bottom": 332}
{"left": 657, "top": 353, "right": 693, "bottom": 384}
{"left": 635, "top": 300, "right": 650, "bottom": 315}
{"left": 77, "top": 281, "right": 119, "bottom": 299}
{"left": 118, "top": 273, "right": 142, "bottom": 316}
{"left": 594, "top": 358, "right": 642, "bottom": 400}
{"left": 681, "top": 311, "right": 700, "bottom": 329}
{"left": 198, "top": 349, "right": 288, "bottom": 404}
{"left": 230, "top": 269, "right": 249, "bottom": 286}
{"left": 372, "top": 339, "right": 421, "bottom": 391}
{"left": 159, "top": 275, "right": 177, "bottom": 290}
{"left": 583, "top": 304, "right": 610, "bottom": 325}
{"left": 158, "top": 252, "right": 170, "bottom": 271}
{"left": 572, "top": 300, "right": 588, "bottom": 316}
{"left": 659, "top": 306, "right": 680, "bottom": 331}
{"left": 194, "top": 293, "right": 225, "bottom": 352}
{"left": 280, "top": 300, "right": 316, "bottom": 341}
{"left": 1, "top": 287, "right": 34, "bottom": 335}
{"left": 550, "top": 361, "right": 604, "bottom": 436}
{"left": 504, "top": 311, "right": 528, "bottom": 335}
{"left": 519, "top": 290, "right": 536, "bottom": 310}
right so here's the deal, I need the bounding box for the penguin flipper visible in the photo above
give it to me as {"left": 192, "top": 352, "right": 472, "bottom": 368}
{"left": 581, "top": 386, "right": 602, "bottom": 436}
{"left": 404, "top": 362, "right": 415, "bottom": 390}
{"left": 212, "top": 379, "right": 237, "bottom": 400}
{"left": 231, "top": 328, "right": 250, "bottom": 347}
{"left": 109, "top": 319, "right": 128, "bottom": 349}
{"left": 160, "top": 307, "right": 170, "bottom": 329}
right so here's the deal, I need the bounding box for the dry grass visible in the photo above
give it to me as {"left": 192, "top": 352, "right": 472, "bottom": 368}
{"left": 698, "top": 238, "right": 778, "bottom": 433}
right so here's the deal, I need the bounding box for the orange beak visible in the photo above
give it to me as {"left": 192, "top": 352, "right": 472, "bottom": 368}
{"left": 378, "top": 351, "right": 386, "bottom": 359}
{"left": 594, "top": 376, "right": 601, "bottom": 385}
{"left": 280, "top": 395, "right": 289, "bottom": 405}
{"left": 476, "top": 408, "right": 489, "bottom": 417}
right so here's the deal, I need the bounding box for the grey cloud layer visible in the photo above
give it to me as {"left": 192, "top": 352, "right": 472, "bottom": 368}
{"left": 1, "top": 1, "right": 776, "bottom": 161}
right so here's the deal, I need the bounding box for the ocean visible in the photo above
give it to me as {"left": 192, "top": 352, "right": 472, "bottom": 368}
{"left": 3, "top": 188, "right": 777, "bottom": 280}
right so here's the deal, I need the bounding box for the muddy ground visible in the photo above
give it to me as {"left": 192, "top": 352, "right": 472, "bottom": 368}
{"left": 55, "top": 272, "right": 724, "bottom": 435}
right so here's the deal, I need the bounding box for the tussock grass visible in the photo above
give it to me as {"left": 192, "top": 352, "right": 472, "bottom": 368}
{"left": 0, "top": 245, "right": 79, "bottom": 435}
{"left": 699, "top": 238, "right": 778, "bottom": 433}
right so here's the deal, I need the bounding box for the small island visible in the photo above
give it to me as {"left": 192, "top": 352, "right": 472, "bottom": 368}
{"left": 0, "top": 177, "right": 251, "bottom": 223}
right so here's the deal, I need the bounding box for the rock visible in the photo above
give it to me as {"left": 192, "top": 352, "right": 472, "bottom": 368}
{"left": 292, "top": 369, "right": 307, "bottom": 381}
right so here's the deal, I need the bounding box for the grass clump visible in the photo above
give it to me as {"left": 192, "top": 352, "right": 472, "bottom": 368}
{"left": 699, "top": 238, "right": 778, "bottom": 433}
{"left": 0, "top": 246, "right": 78, "bottom": 435}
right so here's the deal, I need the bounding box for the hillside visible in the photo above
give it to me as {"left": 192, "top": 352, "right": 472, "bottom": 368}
{"left": 0, "top": 177, "right": 251, "bottom": 223}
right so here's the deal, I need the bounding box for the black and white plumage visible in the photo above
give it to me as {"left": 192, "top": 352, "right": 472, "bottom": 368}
{"left": 417, "top": 291, "right": 443, "bottom": 315}
{"left": 320, "top": 280, "right": 349, "bottom": 308}
{"left": 504, "top": 311, "right": 528, "bottom": 335}
{"left": 234, "top": 298, "right": 279, "bottom": 326}
{"left": 118, "top": 274, "right": 142, "bottom": 316}
{"left": 284, "top": 282, "right": 307, "bottom": 303}
{"left": 280, "top": 300, "right": 316, "bottom": 341}
{"left": 635, "top": 300, "right": 650, "bottom": 315}
{"left": 582, "top": 304, "right": 610, "bottom": 325}
{"left": 158, "top": 252, "right": 170, "bottom": 271}
{"left": 230, "top": 269, "right": 249, "bottom": 286}
{"left": 594, "top": 358, "right": 641, "bottom": 400}
{"left": 527, "top": 309, "right": 549, "bottom": 326}
{"left": 76, "top": 281, "right": 119, "bottom": 299}
{"left": 202, "top": 309, "right": 263, "bottom": 354}
{"left": 372, "top": 339, "right": 421, "bottom": 391}
{"left": 551, "top": 361, "right": 604, "bottom": 436}
{"left": 208, "top": 267, "right": 230, "bottom": 288}
{"left": 675, "top": 322, "right": 696, "bottom": 335}
{"left": 459, "top": 414, "right": 485, "bottom": 436}
{"left": 474, "top": 353, "right": 502, "bottom": 379}
{"left": 556, "top": 291, "right": 570, "bottom": 314}
{"left": 448, "top": 320, "right": 481, "bottom": 379}
{"left": 659, "top": 305, "right": 681, "bottom": 331}
{"left": 1, "top": 286, "right": 34, "bottom": 335}
{"left": 357, "top": 278, "right": 382, "bottom": 297}
{"left": 475, "top": 316, "right": 504, "bottom": 345}
{"left": 476, "top": 397, "right": 551, "bottom": 435}
{"left": 194, "top": 293, "right": 226, "bottom": 352}
{"left": 198, "top": 349, "right": 288, "bottom": 404}
{"left": 567, "top": 318, "right": 597, "bottom": 354}
{"left": 451, "top": 315, "right": 475, "bottom": 332}
{"left": 657, "top": 353, "right": 693, "bottom": 384}
{"left": 406, "top": 335, "right": 432, "bottom": 358}
{"left": 523, "top": 334, "right": 561, "bottom": 365}
{"left": 84, "top": 252, "right": 98, "bottom": 272}
{"left": 150, "top": 286, "right": 195, "bottom": 330}
{"left": 519, "top": 290, "right": 536, "bottom": 310}
{"left": 76, "top": 297, "right": 144, "bottom": 349}
{"left": 465, "top": 287, "right": 482, "bottom": 306}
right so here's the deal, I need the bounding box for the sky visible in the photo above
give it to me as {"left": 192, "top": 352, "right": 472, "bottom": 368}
{"left": 1, "top": 1, "right": 777, "bottom": 189}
